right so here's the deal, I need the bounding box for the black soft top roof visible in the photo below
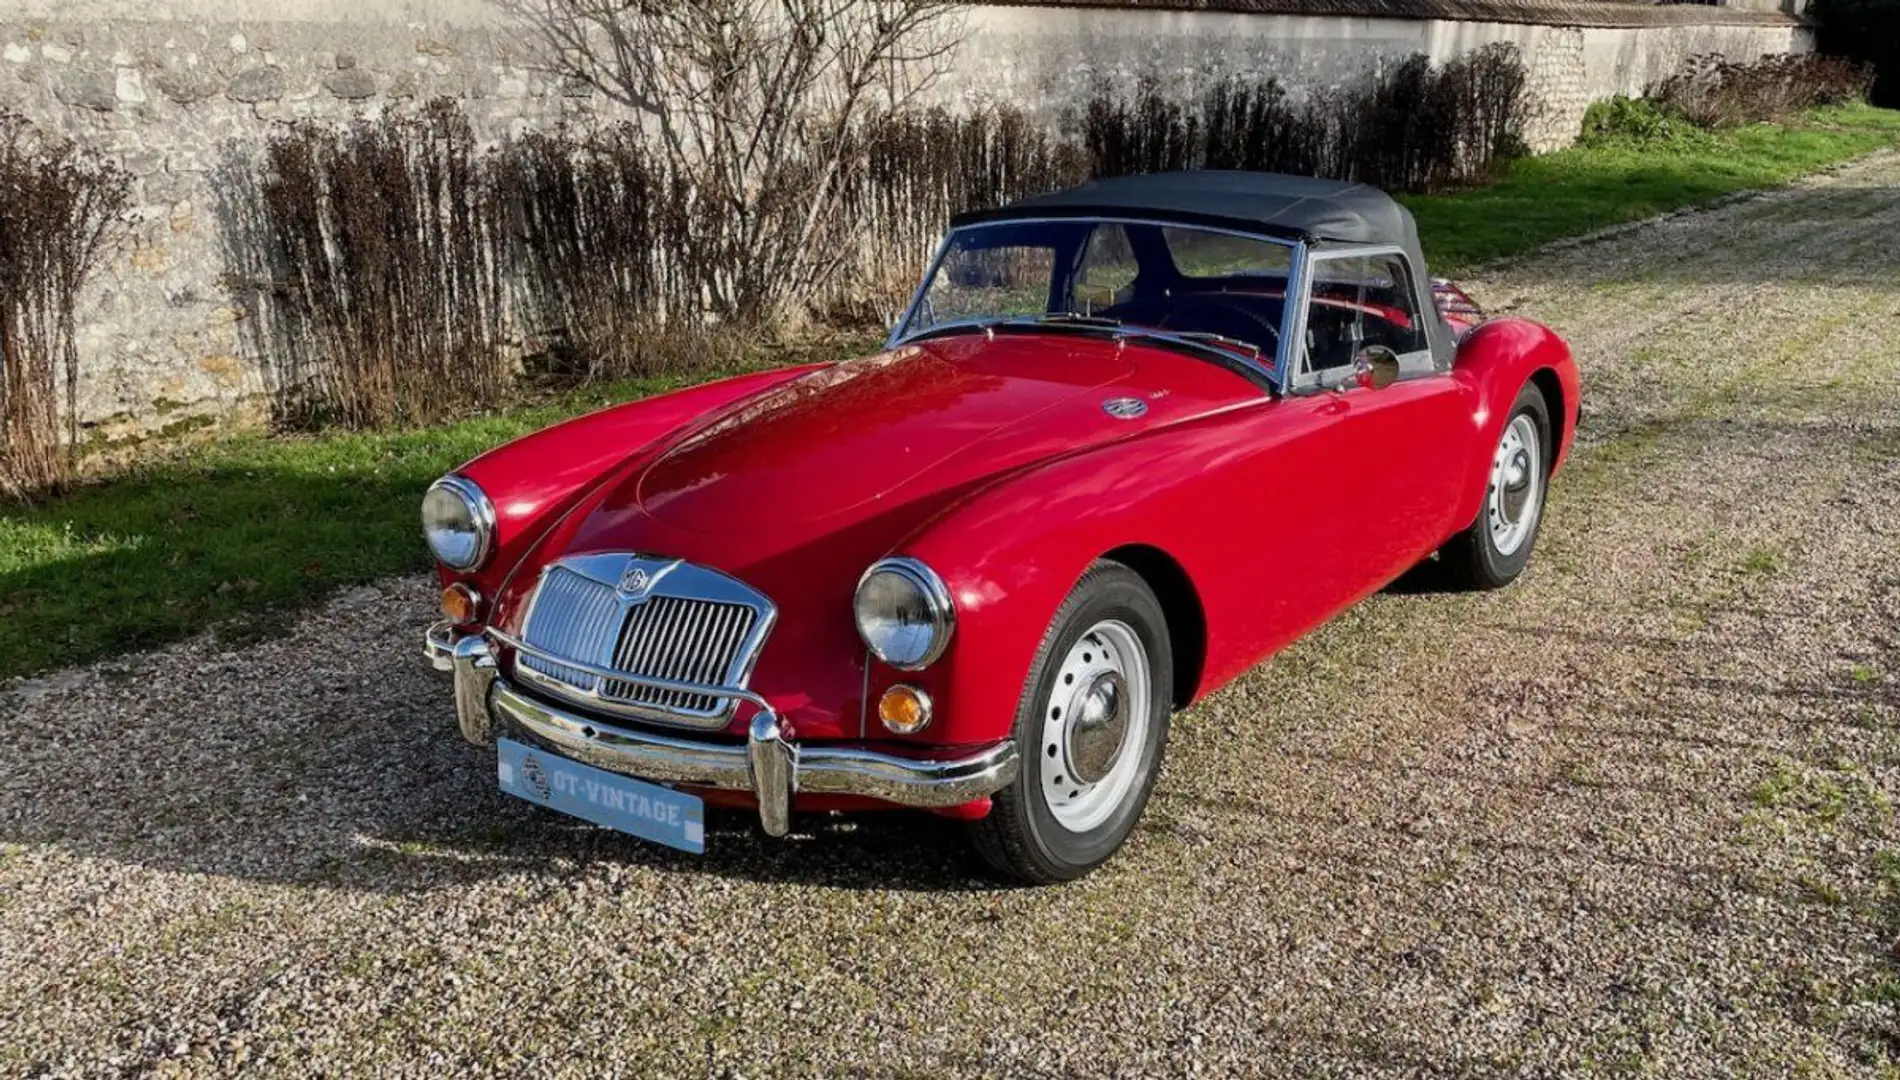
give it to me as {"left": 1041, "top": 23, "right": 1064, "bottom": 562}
{"left": 949, "top": 170, "right": 1421, "bottom": 252}
{"left": 948, "top": 170, "right": 1455, "bottom": 371}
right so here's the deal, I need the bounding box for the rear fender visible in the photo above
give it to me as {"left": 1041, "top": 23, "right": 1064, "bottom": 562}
{"left": 1448, "top": 319, "right": 1580, "bottom": 531}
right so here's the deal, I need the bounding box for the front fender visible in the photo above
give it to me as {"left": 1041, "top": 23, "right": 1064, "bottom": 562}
{"left": 442, "top": 364, "right": 827, "bottom": 596}
{"left": 883, "top": 428, "right": 1232, "bottom": 747}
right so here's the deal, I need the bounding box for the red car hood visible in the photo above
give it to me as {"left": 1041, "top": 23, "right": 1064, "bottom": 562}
{"left": 634, "top": 337, "right": 1140, "bottom": 532}
{"left": 502, "top": 333, "right": 1259, "bottom": 738}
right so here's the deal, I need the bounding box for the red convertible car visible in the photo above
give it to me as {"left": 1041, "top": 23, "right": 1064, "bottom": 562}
{"left": 423, "top": 172, "right": 1579, "bottom": 883}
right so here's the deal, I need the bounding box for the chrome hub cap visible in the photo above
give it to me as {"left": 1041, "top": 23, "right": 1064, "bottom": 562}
{"left": 1066, "top": 671, "right": 1128, "bottom": 783}
{"left": 1487, "top": 414, "right": 1543, "bottom": 557}
{"left": 1039, "top": 620, "right": 1150, "bottom": 833}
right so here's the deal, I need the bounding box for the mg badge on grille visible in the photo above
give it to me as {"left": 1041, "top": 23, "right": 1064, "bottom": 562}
{"left": 617, "top": 565, "right": 653, "bottom": 601}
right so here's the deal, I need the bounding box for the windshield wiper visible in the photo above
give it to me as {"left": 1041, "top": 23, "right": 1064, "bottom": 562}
{"left": 1107, "top": 327, "right": 1279, "bottom": 392}
{"left": 900, "top": 312, "right": 1122, "bottom": 344}
{"left": 1160, "top": 329, "right": 1266, "bottom": 357}
{"left": 1022, "top": 312, "right": 1123, "bottom": 328}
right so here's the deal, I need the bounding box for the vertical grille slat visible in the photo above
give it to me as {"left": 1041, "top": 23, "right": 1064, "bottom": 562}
{"left": 693, "top": 607, "right": 729, "bottom": 692}
{"left": 667, "top": 600, "right": 710, "bottom": 711}
{"left": 651, "top": 598, "right": 685, "bottom": 710}
{"left": 518, "top": 559, "right": 767, "bottom": 726}
{"left": 706, "top": 607, "right": 742, "bottom": 691}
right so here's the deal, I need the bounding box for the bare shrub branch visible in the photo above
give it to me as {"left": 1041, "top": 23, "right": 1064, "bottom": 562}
{"left": 1083, "top": 46, "right": 1528, "bottom": 192}
{"left": 255, "top": 100, "right": 509, "bottom": 429}
{"left": 1651, "top": 53, "right": 1875, "bottom": 129}
{"left": 0, "top": 113, "right": 129, "bottom": 500}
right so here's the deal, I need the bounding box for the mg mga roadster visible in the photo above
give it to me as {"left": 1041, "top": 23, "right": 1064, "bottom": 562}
{"left": 423, "top": 171, "right": 1579, "bottom": 883}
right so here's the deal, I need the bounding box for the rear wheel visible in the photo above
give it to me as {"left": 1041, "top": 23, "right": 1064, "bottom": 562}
{"left": 969, "top": 562, "right": 1172, "bottom": 884}
{"left": 1439, "top": 383, "right": 1551, "bottom": 590}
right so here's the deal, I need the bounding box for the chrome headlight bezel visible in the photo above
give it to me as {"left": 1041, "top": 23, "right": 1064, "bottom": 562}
{"left": 422, "top": 475, "right": 497, "bottom": 572}
{"left": 854, "top": 557, "right": 956, "bottom": 671}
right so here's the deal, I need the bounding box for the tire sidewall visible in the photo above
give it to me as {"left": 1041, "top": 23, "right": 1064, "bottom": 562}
{"left": 1009, "top": 566, "right": 1173, "bottom": 875}
{"left": 1476, "top": 386, "right": 1553, "bottom": 583}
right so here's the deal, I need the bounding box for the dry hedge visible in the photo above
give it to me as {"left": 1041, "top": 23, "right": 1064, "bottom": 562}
{"left": 0, "top": 112, "right": 128, "bottom": 497}
{"left": 243, "top": 46, "right": 1531, "bottom": 427}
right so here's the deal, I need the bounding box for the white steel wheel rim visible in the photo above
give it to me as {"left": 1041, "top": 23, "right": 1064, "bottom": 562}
{"left": 1487, "top": 413, "right": 1543, "bottom": 557}
{"left": 1037, "top": 619, "right": 1151, "bottom": 834}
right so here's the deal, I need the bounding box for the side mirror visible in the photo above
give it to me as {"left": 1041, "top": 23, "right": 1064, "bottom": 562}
{"left": 1352, "top": 345, "right": 1402, "bottom": 391}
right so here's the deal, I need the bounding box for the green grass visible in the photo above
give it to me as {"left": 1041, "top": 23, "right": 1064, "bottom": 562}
{"left": 0, "top": 375, "right": 717, "bottom": 681}
{"left": 4, "top": 106, "right": 1899, "bottom": 682}
{"left": 1405, "top": 104, "right": 1900, "bottom": 273}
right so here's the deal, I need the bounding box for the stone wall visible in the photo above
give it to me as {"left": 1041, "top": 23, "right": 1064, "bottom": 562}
{"left": 949, "top": 7, "right": 1812, "bottom": 152}
{"left": 0, "top": 0, "right": 635, "bottom": 442}
{"left": 0, "top": 0, "right": 1811, "bottom": 443}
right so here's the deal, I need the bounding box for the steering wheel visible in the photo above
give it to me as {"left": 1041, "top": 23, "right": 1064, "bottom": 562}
{"left": 1154, "top": 299, "right": 1280, "bottom": 355}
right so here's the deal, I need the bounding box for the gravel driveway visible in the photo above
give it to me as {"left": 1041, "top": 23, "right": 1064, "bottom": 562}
{"left": 5, "top": 153, "right": 1899, "bottom": 1078}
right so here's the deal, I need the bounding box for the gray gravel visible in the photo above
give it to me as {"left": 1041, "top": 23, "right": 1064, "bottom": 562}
{"left": 5, "top": 153, "right": 1900, "bottom": 1077}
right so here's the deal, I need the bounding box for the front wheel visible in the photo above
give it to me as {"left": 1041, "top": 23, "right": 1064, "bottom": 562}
{"left": 1438, "top": 382, "right": 1552, "bottom": 590}
{"left": 968, "top": 561, "right": 1173, "bottom": 884}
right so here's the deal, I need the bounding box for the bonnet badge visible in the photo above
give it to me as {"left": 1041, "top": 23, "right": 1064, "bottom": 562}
{"left": 617, "top": 564, "right": 654, "bottom": 601}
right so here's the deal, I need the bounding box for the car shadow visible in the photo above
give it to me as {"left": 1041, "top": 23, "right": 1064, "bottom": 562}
{"left": 0, "top": 579, "right": 1009, "bottom": 897}
{"left": 1381, "top": 554, "right": 1462, "bottom": 596}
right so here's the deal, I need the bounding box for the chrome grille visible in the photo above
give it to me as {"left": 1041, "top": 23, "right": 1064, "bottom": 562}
{"left": 602, "top": 595, "right": 756, "bottom": 715}
{"left": 513, "top": 554, "right": 773, "bottom": 729}
{"left": 519, "top": 567, "right": 622, "bottom": 688}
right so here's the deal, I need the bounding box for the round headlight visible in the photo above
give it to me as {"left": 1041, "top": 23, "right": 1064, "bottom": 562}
{"left": 854, "top": 558, "right": 955, "bottom": 670}
{"left": 421, "top": 475, "right": 496, "bottom": 571}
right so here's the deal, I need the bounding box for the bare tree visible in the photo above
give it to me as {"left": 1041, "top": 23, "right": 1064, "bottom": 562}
{"left": 505, "top": 0, "right": 965, "bottom": 324}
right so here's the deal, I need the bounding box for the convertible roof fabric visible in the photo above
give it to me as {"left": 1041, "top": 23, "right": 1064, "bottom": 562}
{"left": 950, "top": 170, "right": 1418, "bottom": 250}
{"left": 951, "top": 170, "right": 1456, "bottom": 371}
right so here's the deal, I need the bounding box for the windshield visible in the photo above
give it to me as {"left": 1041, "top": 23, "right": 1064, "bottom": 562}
{"left": 896, "top": 219, "right": 1296, "bottom": 374}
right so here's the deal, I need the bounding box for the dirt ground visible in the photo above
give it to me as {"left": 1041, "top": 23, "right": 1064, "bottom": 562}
{"left": 4, "top": 153, "right": 1899, "bottom": 1077}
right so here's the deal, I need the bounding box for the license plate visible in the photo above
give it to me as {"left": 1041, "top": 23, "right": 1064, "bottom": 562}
{"left": 497, "top": 737, "right": 705, "bottom": 854}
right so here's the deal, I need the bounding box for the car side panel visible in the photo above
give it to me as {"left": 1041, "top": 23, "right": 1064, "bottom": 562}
{"left": 883, "top": 323, "right": 1574, "bottom": 748}
{"left": 882, "top": 386, "right": 1473, "bottom": 747}
{"left": 442, "top": 364, "right": 827, "bottom": 596}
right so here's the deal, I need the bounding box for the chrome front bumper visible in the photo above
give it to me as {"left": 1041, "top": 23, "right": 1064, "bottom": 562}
{"left": 424, "top": 622, "right": 1018, "bottom": 837}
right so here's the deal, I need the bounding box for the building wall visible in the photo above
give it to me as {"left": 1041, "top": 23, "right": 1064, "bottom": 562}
{"left": 0, "top": 0, "right": 1810, "bottom": 441}
{"left": 947, "top": 8, "right": 1811, "bottom": 151}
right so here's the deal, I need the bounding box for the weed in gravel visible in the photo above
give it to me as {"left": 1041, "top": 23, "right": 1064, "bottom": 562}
{"left": 1873, "top": 850, "right": 1900, "bottom": 924}
{"left": 1801, "top": 873, "right": 1848, "bottom": 906}
{"left": 1739, "top": 547, "right": 1786, "bottom": 576}
{"left": 1748, "top": 758, "right": 1875, "bottom": 826}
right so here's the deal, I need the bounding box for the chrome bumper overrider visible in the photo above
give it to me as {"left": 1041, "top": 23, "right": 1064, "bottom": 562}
{"left": 424, "top": 621, "right": 1018, "bottom": 837}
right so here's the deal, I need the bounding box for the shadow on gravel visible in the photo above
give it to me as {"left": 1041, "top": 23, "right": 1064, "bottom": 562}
{"left": 0, "top": 591, "right": 1007, "bottom": 897}
{"left": 1382, "top": 556, "right": 1463, "bottom": 596}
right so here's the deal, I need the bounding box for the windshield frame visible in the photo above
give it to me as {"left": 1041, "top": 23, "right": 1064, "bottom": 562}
{"left": 887, "top": 215, "right": 1306, "bottom": 395}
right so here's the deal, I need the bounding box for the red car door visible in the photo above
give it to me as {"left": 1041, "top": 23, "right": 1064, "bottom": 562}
{"left": 1321, "top": 374, "right": 1472, "bottom": 585}
{"left": 1217, "top": 377, "right": 1466, "bottom": 661}
{"left": 1206, "top": 254, "right": 1473, "bottom": 670}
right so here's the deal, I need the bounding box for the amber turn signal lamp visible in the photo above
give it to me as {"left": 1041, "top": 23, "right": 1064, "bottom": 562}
{"left": 440, "top": 583, "right": 483, "bottom": 625}
{"left": 878, "top": 685, "right": 933, "bottom": 735}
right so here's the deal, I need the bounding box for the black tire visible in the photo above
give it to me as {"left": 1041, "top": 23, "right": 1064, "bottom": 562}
{"left": 968, "top": 561, "right": 1173, "bottom": 884}
{"left": 1439, "top": 382, "right": 1553, "bottom": 590}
